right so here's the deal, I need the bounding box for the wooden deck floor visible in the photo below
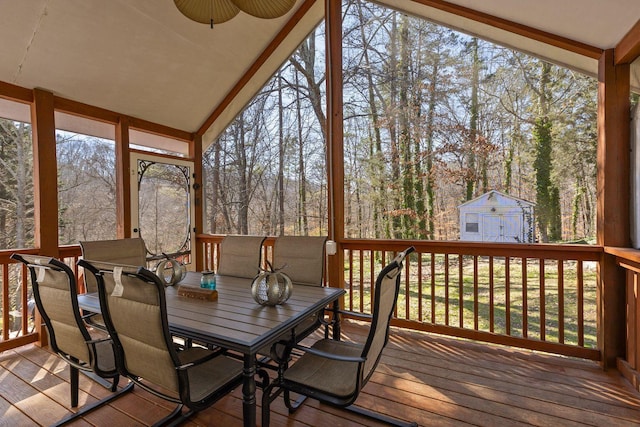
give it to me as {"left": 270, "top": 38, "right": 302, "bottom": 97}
{"left": 1, "top": 320, "right": 639, "bottom": 426}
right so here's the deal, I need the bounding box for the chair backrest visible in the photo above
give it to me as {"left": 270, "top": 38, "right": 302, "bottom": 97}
{"left": 217, "top": 235, "right": 266, "bottom": 278}
{"left": 80, "top": 238, "right": 147, "bottom": 293}
{"left": 273, "top": 236, "right": 327, "bottom": 286}
{"left": 81, "top": 260, "right": 181, "bottom": 395}
{"left": 360, "top": 247, "right": 414, "bottom": 384}
{"left": 11, "top": 254, "right": 92, "bottom": 365}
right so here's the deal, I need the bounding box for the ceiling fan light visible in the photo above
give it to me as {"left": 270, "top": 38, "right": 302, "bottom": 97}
{"left": 174, "top": 0, "right": 240, "bottom": 25}
{"left": 230, "top": 0, "right": 296, "bottom": 19}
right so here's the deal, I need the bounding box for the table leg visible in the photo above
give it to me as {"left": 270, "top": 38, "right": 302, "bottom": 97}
{"left": 242, "top": 353, "right": 257, "bottom": 427}
{"left": 332, "top": 300, "right": 341, "bottom": 341}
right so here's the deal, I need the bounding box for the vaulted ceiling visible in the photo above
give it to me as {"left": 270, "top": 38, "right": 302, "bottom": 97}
{"left": 1, "top": 0, "right": 639, "bottom": 150}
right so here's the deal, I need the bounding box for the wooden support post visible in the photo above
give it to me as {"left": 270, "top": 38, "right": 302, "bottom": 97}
{"left": 115, "top": 117, "right": 131, "bottom": 238}
{"left": 191, "top": 134, "right": 204, "bottom": 271}
{"left": 597, "top": 49, "right": 630, "bottom": 368}
{"left": 326, "top": 0, "right": 345, "bottom": 296}
{"left": 31, "top": 88, "right": 58, "bottom": 347}
{"left": 32, "top": 89, "right": 59, "bottom": 257}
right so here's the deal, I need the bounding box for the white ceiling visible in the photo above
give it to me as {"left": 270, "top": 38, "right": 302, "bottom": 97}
{"left": 427, "top": 0, "right": 639, "bottom": 49}
{"left": 0, "top": 0, "right": 638, "bottom": 149}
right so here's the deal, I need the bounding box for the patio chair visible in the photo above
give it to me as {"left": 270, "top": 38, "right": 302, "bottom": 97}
{"left": 216, "top": 235, "right": 266, "bottom": 279}
{"left": 79, "top": 238, "right": 147, "bottom": 328}
{"left": 79, "top": 259, "right": 243, "bottom": 426}
{"left": 10, "top": 254, "right": 133, "bottom": 427}
{"left": 269, "top": 235, "right": 329, "bottom": 347}
{"left": 261, "top": 247, "right": 417, "bottom": 427}
{"left": 273, "top": 235, "right": 327, "bottom": 286}
{"left": 79, "top": 237, "right": 147, "bottom": 293}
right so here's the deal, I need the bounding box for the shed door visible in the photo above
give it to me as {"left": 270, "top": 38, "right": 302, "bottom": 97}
{"left": 502, "top": 214, "right": 523, "bottom": 242}
{"left": 482, "top": 214, "right": 522, "bottom": 242}
{"left": 482, "top": 215, "right": 501, "bottom": 242}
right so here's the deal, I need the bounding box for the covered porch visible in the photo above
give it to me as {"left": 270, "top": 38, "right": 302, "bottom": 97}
{"left": 1, "top": 1, "right": 640, "bottom": 426}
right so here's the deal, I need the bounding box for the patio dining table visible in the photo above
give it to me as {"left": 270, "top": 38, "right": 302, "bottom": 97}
{"left": 77, "top": 271, "right": 345, "bottom": 427}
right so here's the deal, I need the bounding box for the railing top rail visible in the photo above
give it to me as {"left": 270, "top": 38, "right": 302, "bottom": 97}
{"left": 195, "top": 234, "right": 603, "bottom": 260}
{"left": 605, "top": 246, "right": 640, "bottom": 265}
{"left": 340, "top": 239, "right": 603, "bottom": 261}
{"left": 0, "top": 248, "right": 39, "bottom": 264}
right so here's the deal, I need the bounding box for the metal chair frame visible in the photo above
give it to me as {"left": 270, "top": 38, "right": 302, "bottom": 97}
{"left": 80, "top": 259, "right": 242, "bottom": 427}
{"left": 261, "top": 247, "right": 417, "bottom": 427}
{"left": 11, "top": 253, "right": 133, "bottom": 427}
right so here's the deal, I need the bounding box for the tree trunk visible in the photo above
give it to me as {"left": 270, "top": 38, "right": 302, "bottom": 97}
{"left": 238, "top": 115, "right": 249, "bottom": 234}
{"left": 388, "top": 12, "right": 402, "bottom": 239}
{"left": 277, "top": 72, "right": 285, "bottom": 236}
{"left": 294, "top": 70, "right": 309, "bottom": 235}
{"left": 398, "top": 15, "right": 415, "bottom": 238}
{"left": 466, "top": 38, "right": 480, "bottom": 201}
{"left": 356, "top": 1, "right": 384, "bottom": 239}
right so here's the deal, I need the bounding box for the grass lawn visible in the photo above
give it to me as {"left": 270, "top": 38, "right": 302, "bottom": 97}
{"left": 344, "top": 253, "right": 597, "bottom": 349}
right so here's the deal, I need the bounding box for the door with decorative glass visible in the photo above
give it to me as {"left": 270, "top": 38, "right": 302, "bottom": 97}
{"left": 130, "top": 152, "right": 195, "bottom": 265}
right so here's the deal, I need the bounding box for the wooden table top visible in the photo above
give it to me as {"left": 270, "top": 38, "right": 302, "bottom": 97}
{"left": 78, "top": 272, "right": 345, "bottom": 356}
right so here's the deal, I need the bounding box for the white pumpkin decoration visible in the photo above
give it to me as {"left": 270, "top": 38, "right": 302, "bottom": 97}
{"left": 155, "top": 254, "right": 186, "bottom": 286}
{"left": 251, "top": 262, "right": 292, "bottom": 306}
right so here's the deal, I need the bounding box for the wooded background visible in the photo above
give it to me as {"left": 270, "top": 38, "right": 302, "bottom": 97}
{"left": 203, "top": 1, "right": 599, "bottom": 243}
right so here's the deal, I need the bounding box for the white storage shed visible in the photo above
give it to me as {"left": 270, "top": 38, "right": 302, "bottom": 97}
{"left": 458, "top": 190, "right": 536, "bottom": 243}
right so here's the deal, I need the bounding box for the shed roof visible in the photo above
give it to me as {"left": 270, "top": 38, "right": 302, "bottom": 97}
{"left": 458, "top": 190, "right": 536, "bottom": 209}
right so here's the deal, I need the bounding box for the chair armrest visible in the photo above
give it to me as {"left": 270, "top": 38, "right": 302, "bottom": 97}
{"left": 335, "top": 310, "right": 372, "bottom": 321}
{"left": 86, "top": 337, "right": 111, "bottom": 345}
{"left": 81, "top": 312, "right": 99, "bottom": 320}
{"left": 319, "top": 308, "right": 372, "bottom": 325}
{"left": 291, "top": 343, "right": 366, "bottom": 363}
{"left": 176, "top": 347, "right": 226, "bottom": 370}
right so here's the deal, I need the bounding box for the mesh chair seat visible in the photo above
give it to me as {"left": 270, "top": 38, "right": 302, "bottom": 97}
{"left": 265, "top": 235, "right": 328, "bottom": 349}
{"left": 282, "top": 340, "right": 362, "bottom": 398}
{"left": 92, "top": 330, "right": 117, "bottom": 373}
{"left": 273, "top": 236, "right": 327, "bottom": 286}
{"left": 80, "top": 238, "right": 147, "bottom": 293}
{"left": 179, "top": 348, "right": 244, "bottom": 402}
{"left": 79, "top": 238, "right": 147, "bottom": 331}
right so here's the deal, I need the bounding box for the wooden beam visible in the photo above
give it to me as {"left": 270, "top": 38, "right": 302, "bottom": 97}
{"left": 115, "top": 117, "right": 132, "bottom": 238}
{"left": 616, "top": 19, "right": 640, "bottom": 64}
{"left": 54, "top": 96, "right": 120, "bottom": 124}
{"left": 191, "top": 134, "right": 204, "bottom": 271}
{"left": 54, "top": 96, "right": 192, "bottom": 142}
{"left": 0, "top": 81, "right": 33, "bottom": 103}
{"left": 128, "top": 117, "right": 192, "bottom": 142}
{"left": 597, "top": 49, "right": 630, "bottom": 368}
{"left": 196, "top": 0, "right": 318, "bottom": 136}
{"left": 409, "top": 0, "right": 603, "bottom": 59}
{"left": 31, "top": 89, "right": 59, "bottom": 257}
{"left": 326, "top": 0, "right": 344, "bottom": 292}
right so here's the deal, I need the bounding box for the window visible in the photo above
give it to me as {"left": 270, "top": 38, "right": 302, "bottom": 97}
{"left": 56, "top": 114, "right": 116, "bottom": 244}
{"left": 342, "top": 0, "right": 597, "bottom": 243}
{"left": 465, "top": 213, "right": 479, "bottom": 233}
{"left": 0, "top": 99, "right": 34, "bottom": 249}
{"left": 203, "top": 23, "right": 327, "bottom": 236}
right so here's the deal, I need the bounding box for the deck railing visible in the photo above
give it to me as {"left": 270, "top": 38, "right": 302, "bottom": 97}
{"left": 2, "top": 237, "right": 603, "bottom": 361}
{"left": 341, "top": 239, "right": 601, "bottom": 360}
{"left": 197, "top": 235, "right": 602, "bottom": 360}
{"left": 607, "top": 247, "right": 640, "bottom": 392}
